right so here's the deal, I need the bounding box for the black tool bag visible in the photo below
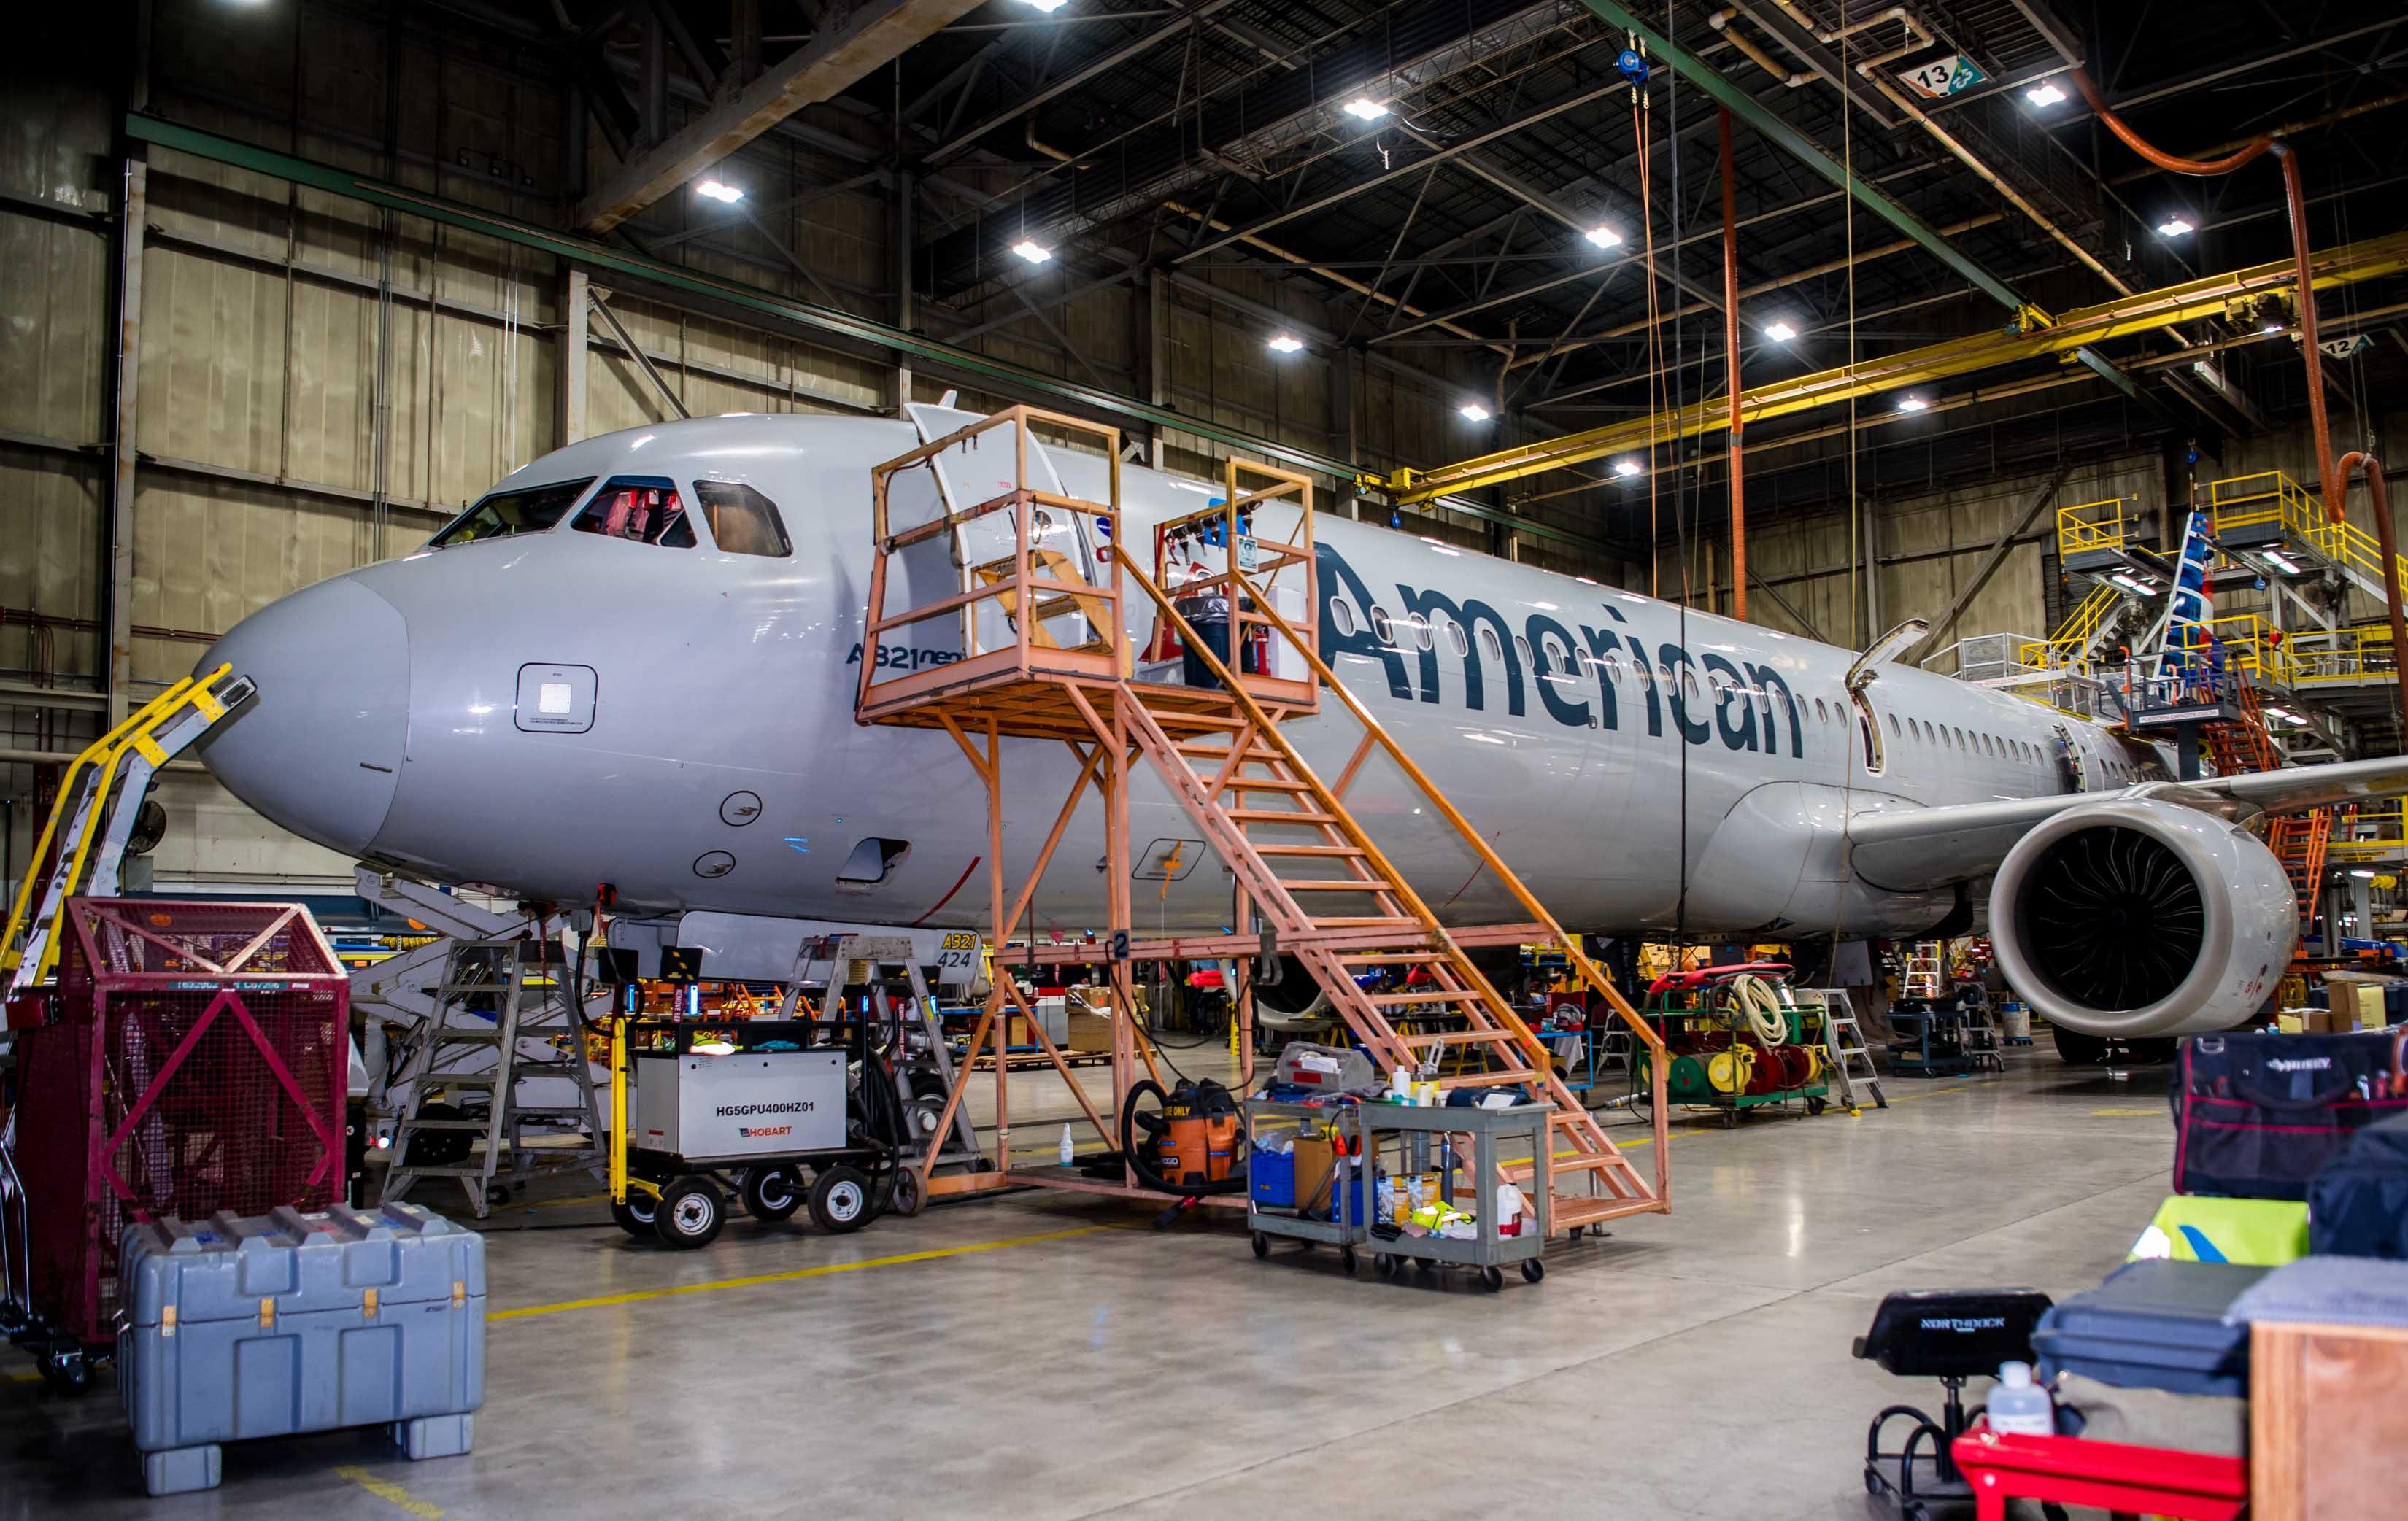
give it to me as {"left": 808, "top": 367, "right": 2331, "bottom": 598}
{"left": 2172, "top": 1030, "right": 2408, "bottom": 1200}
{"left": 2308, "top": 1111, "right": 2408, "bottom": 1258}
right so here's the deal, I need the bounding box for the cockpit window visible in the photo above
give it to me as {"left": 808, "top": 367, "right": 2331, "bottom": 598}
{"left": 692, "top": 480, "right": 792, "bottom": 557}
{"left": 430, "top": 477, "right": 595, "bottom": 547}
{"left": 571, "top": 476, "right": 695, "bottom": 548}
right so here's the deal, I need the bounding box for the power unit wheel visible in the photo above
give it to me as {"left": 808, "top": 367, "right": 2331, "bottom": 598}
{"left": 741, "top": 1165, "right": 804, "bottom": 1222}
{"left": 1250, "top": 1231, "right": 1269, "bottom": 1259}
{"left": 809, "top": 1164, "right": 872, "bottom": 1234}
{"left": 1521, "top": 1258, "right": 1545, "bottom": 1283}
{"left": 610, "top": 1193, "right": 657, "bottom": 1237}
{"left": 653, "top": 1177, "right": 725, "bottom": 1250}
{"left": 887, "top": 1167, "right": 925, "bottom": 1218}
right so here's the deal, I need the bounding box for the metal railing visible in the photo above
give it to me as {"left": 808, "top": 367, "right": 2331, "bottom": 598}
{"left": 2056, "top": 496, "right": 2137, "bottom": 559}
{"left": 2019, "top": 582, "right": 2122, "bottom": 670}
{"left": 2288, "top": 623, "right": 2398, "bottom": 686}
{"left": 2212, "top": 469, "right": 2408, "bottom": 600}
{"left": 2329, "top": 801, "right": 2408, "bottom": 862}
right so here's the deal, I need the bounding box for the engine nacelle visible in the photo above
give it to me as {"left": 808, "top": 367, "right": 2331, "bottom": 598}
{"left": 1990, "top": 797, "right": 2295, "bottom": 1040}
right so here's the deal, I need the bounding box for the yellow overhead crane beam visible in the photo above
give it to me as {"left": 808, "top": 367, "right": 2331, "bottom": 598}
{"left": 1376, "top": 228, "right": 2408, "bottom": 507}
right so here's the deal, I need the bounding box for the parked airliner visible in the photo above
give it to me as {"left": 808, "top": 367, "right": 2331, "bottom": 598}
{"left": 196, "top": 407, "right": 2407, "bottom": 1055}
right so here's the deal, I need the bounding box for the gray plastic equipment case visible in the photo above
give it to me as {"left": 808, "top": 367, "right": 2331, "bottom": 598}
{"left": 117, "top": 1201, "right": 485, "bottom": 1496}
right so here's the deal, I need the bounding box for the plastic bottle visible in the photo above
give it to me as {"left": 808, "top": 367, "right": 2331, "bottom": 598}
{"left": 1390, "top": 1067, "right": 1412, "bottom": 1103}
{"left": 1985, "top": 1361, "right": 2055, "bottom": 1437}
{"left": 1058, "top": 1123, "right": 1075, "bottom": 1168}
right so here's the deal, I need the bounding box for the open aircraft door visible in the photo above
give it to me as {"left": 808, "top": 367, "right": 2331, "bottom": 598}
{"left": 904, "top": 402, "right": 1105, "bottom": 657}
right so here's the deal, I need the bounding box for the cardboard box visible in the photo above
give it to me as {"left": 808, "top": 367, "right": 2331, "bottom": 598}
{"left": 1292, "top": 1134, "right": 1337, "bottom": 1211}
{"left": 1065, "top": 1011, "right": 1113, "bottom": 1053}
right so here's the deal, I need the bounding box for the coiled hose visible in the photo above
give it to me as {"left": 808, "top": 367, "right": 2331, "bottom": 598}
{"left": 1728, "top": 972, "right": 1790, "bottom": 1048}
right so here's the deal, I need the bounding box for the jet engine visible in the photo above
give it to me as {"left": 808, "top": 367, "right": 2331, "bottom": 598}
{"left": 1989, "top": 797, "right": 2295, "bottom": 1056}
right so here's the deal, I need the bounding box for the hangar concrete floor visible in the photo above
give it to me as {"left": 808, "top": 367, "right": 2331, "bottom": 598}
{"left": 1, "top": 1050, "right": 2172, "bottom": 1520}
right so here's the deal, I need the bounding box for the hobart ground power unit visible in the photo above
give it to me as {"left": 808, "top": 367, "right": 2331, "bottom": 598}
{"left": 607, "top": 1015, "right": 916, "bottom": 1248}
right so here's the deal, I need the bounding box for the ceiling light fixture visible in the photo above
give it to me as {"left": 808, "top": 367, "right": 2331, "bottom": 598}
{"left": 1613, "top": 458, "right": 1643, "bottom": 478}
{"left": 2156, "top": 215, "right": 2194, "bottom": 237}
{"left": 1584, "top": 224, "right": 1623, "bottom": 248}
{"left": 1019, "top": 0, "right": 1069, "bottom": 12}
{"left": 1764, "top": 320, "right": 1797, "bottom": 341}
{"left": 1266, "top": 333, "right": 1304, "bottom": 355}
{"left": 2025, "top": 82, "right": 2066, "bottom": 107}
{"left": 695, "top": 178, "right": 744, "bottom": 204}
{"left": 1343, "top": 98, "right": 1389, "bottom": 122}
{"left": 2264, "top": 550, "right": 2301, "bottom": 575}
{"left": 1459, "top": 402, "right": 1492, "bottom": 422}
{"left": 2264, "top": 320, "right": 2287, "bottom": 333}
{"left": 2353, "top": 868, "right": 2379, "bottom": 880}
{"left": 1011, "top": 239, "right": 1052, "bottom": 264}
{"left": 1895, "top": 395, "right": 1929, "bottom": 413}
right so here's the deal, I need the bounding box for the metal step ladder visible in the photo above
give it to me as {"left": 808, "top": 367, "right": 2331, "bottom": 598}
{"left": 1901, "top": 944, "right": 1945, "bottom": 1003}
{"left": 2, "top": 665, "right": 252, "bottom": 996}
{"left": 782, "top": 933, "right": 980, "bottom": 1166}
{"left": 1818, "top": 990, "right": 1888, "bottom": 1111}
{"left": 381, "top": 938, "right": 602, "bottom": 1217}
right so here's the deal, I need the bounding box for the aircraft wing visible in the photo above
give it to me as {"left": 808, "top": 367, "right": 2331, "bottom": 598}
{"left": 1845, "top": 754, "right": 2408, "bottom": 893}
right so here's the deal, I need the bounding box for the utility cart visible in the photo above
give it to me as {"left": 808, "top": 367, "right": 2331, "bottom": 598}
{"left": 1626, "top": 967, "right": 1832, "bottom": 1128}
{"left": 1243, "top": 1096, "right": 1371, "bottom": 1273}
{"left": 1358, "top": 1099, "right": 1551, "bottom": 1290}
{"left": 607, "top": 1014, "right": 912, "bottom": 1249}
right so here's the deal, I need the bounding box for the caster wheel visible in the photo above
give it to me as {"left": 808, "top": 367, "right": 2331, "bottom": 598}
{"left": 609, "top": 1194, "right": 658, "bottom": 1237}
{"left": 887, "top": 1167, "right": 925, "bottom": 1218}
{"left": 1806, "top": 1096, "right": 1829, "bottom": 1116}
{"left": 1569, "top": 1226, "right": 1584, "bottom": 1241}
{"left": 1414, "top": 1258, "right": 1434, "bottom": 1276}
{"left": 653, "top": 1177, "right": 725, "bottom": 1250}
{"left": 485, "top": 1183, "right": 512, "bottom": 1207}
{"left": 809, "top": 1164, "right": 872, "bottom": 1233}
{"left": 1864, "top": 1468, "right": 1883, "bottom": 1496}
{"left": 741, "top": 1165, "right": 804, "bottom": 1222}
{"left": 40, "top": 1350, "right": 89, "bottom": 1393}
{"left": 1340, "top": 1246, "right": 1358, "bottom": 1274}
{"left": 1251, "top": 1231, "right": 1270, "bottom": 1259}
{"left": 1721, "top": 1110, "right": 1738, "bottom": 1129}
{"left": 1521, "top": 1258, "right": 1545, "bottom": 1283}
{"left": 1375, "top": 1253, "right": 1397, "bottom": 1278}
{"left": 1479, "top": 1265, "right": 1504, "bottom": 1292}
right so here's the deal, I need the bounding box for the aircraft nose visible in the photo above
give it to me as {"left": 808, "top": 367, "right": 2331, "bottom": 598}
{"left": 197, "top": 576, "right": 411, "bottom": 857}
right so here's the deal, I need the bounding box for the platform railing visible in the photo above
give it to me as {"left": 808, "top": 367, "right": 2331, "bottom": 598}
{"left": 857, "top": 406, "right": 1124, "bottom": 717}
{"left": 2055, "top": 497, "right": 2134, "bottom": 559}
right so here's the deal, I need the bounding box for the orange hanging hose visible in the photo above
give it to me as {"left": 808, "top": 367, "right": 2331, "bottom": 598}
{"left": 2067, "top": 68, "right": 2336, "bottom": 524}
{"left": 1720, "top": 105, "right": 1745, "bottom": 623}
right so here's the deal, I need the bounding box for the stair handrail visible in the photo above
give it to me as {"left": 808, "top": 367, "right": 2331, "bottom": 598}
{"left": 1181, "top": 555, "right": 1667, "bottom": 1058}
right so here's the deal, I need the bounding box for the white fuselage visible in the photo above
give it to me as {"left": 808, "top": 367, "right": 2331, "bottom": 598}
{"left": 197, "top": 411, "right": 2162, "bottom": 943}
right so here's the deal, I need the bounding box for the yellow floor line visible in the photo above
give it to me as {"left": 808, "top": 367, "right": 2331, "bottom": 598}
{"left": 6, "top": 1369, "right": 38, "bottom": 1384}
{"left": 490, "top": 1223, "right": 1112, "bottom": 1322}
{"left": 333, "top": 1465, "right": 447, "bottom": 1519}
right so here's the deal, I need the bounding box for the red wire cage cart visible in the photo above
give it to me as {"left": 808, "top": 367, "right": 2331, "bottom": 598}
{"left": 3, "top": 899, "right": 348, "bottom": 1390}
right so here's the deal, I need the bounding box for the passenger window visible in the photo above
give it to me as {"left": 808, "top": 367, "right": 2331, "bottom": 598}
{"left": 1405, "top": 614, "right": 1434, "bottom": 651}
{"left": 1602, "top": 652, "right": 1623, "bottom": 683}
{"left": 1479, "top": 627, "right": 1503, "bottom": 663}
{"left": 431, "top": 476, "right": 595, "bottom": 547}
{"left": 1331, "top": 600, "right": 1358, "bottom": 638}
{"left": 692, "top": 480, "right": 792, "bottom": 557}
{"left": 572, "top": 476, "right": 695, "bottom": 547}
{"left": 1887, "top": 713, "right": 1901, "bottom": 736}
{"left": 1516, "top": 635, "right": 1535, "bottom": 668}
{"left": 1370, "top": 606, "right": 1395, "bottom": 644}
{"left": 1447, "top": 622, "right": 1470, "bottom": 658}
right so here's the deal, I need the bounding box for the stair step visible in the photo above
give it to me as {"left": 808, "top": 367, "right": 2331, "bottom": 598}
{"left": 1313, "top": 917, "right": 1424, "bottom": 929}
{"left": 386, "top": 1165, "right": 496, "bottom": 1179}
{"left": 1368, "top": 989, "right": 1485, "bottom": 1005}
{"left": 1337, "top": 952, "right": 1438, "bottom": 964}
{"left": 1436, "top": 1069, "right": 1534, "bottom": 1088}
{"left": 1500, "top": 1154, "right": 1626, "bottom": 1184}
{"left": 397, "top": 1118, "right": 495, "bottom": 1131}
{"left": 1228, "top": 808, "right": 1336, "bottom": 824}
{"left": 1252, "top": 843, "right": 1365, "bottom": 857}
{"left": 1279, "top": 878, "right": 1394, "bottom": 893}
{"left": 1225, "top": 778, "right": 1313, "bottom": 793}
{"left": 1397, "top": 1029, "right": 1520, "bottom": 1047}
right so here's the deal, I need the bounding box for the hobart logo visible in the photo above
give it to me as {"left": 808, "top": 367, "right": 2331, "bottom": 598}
{"left": 738, "top": 1125, "right": 792, "bottom": 1139}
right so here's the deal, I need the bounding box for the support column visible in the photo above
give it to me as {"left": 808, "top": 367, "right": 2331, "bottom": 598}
{"left": 1147, "top": 271, "right": 1168, "bottom": 470}
{"left": 1105, "top": 694, "right": 1136, "bottom": 1185}
{"left": 892, "top": 170, "right": 914, "bottom": 414}
{"left": 107, "top": 152, "right": 147, "bottom": 724}
{"left": 1861, "top": 493, "right": 1884, "bottom": 645}
{"left": 557, "top": 266, "right": 588, "bottom": 446}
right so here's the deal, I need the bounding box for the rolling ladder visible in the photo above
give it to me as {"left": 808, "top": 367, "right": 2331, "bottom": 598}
{"left": 380, "top": 938, "right": 603, "bottom": 1217}
{"left": 2202, "top": 675, "right": 2334, "bottom": 929}
{"left": 853, "top": 406, "right": 1670, "bottom": 1234}
{"left": 2, "top": 665, "right": 253, "bottom": 996}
